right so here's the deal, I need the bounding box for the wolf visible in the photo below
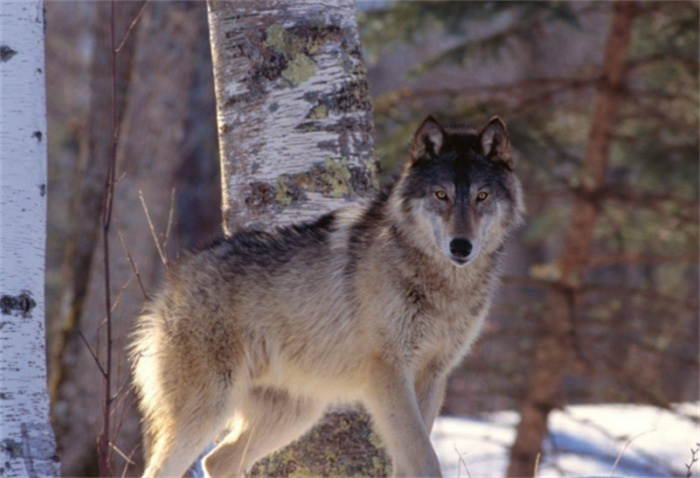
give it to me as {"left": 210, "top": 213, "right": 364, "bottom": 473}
{"left": 130, "top": 116, "right": 524, "bottom": 477}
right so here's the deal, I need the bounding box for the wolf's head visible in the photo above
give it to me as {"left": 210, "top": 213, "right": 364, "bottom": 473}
{"left": 392, "top": 116, "right": 525, "bottom": 267}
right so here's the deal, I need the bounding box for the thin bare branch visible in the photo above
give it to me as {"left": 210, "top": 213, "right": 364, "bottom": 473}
{"left": 115, "top": 220, "right": 148, "bottom": 301}
{"left": 162, "top": 187, "right": 176, "bottom": 261}
{"left": 610, "top": 429, "right": 656, "bottom": 476}
{"left": 626, "top": 53, "right": 699, "bottom": 75}
{"left": 589, "top": 252, "right": 698, "bottom": 267}
{"left": 97, "top": 1, "right": 119, "bottom": 471}
{"left": 78, "top": 331, "right": 106, "bottom": 378}
{"left": 686, "top": 443, "right": 699, "bottom": 478}
{"left": 112, "top": 369, "right": 133, "bottom": 404}
{"left": 115, "top": 0, "right": 150, "bottom": 54}
{"left": 120, "top": 442, "right": 141, "bottom": 478}
{"left": 112, "top": 387, "right": 135, "bottom": 459}
{"left": 453, "top": 443, "right": 471, "bottom": 478}
{"left": 110, "top": 442, "right": 136, "bottom": 467}
{"left": 375, "top": 77, "right": 597, "bottom": 112}
{"left": 533, "top": 453, "right": 541, "bottom": 478}
{"left": 105, "top": 274, "right": 136, "bottom": 316}
{"left": 139, "top": 190, "right": 168, "bottom": 267}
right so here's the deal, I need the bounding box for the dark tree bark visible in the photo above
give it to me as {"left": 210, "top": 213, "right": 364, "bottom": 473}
{"left": 51, "top": 4, "right": 206, "bottom": 475}
{"left": 506, "top": 2, "right": 637, "bottom": 476}
{"left": 49, "top": 0, "right": 143, "bottom": 408}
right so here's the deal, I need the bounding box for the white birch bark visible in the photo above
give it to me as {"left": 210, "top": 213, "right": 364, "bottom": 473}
{"left": 208, "top": 0, "right": 376, "bottom": 234}
{"left": 207, "top": 1, "right": 388, "bottom": 475}
{"left": 0, "top": 1, "right": 60, "bottom": 476}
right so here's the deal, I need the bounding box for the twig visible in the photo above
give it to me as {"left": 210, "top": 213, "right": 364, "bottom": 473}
{"left": 588, "top": 252, "right": 698, "bottom": 267}
{"left": 97, "top": 0, "right": 118, "bottom": 473}
{"left": 533, "top": 452, "right": 541, "bottom": 477}
{"left": 111, "top": 332, "right": 127, "bottom": 452}
{"left": 120, "top": 443, "right": 141, "bottom": 478}
{"left": 115, "top": 219, "right": 148, "bottom": 300}
{"left": 111, "top": 331, "right": 127, "bottom": 405}
{"left": 609, "top": 429, "right": 656, "bottom": 476}
{"left": 115, "top": 0, "right": 150, "bottom": 54}
{"left": 98, "top": 274, "right": 135, "bottom": 318}
{"left": 162, "top": 187, "right": 176, "bottom": 262}
{"left": 110, "top": 442, "right": 136, "bottom": 466}
{"left": 453, "top": 443, "right": 471, "bottom": 478}
{"left": 78, "top": 331, "right": 106, "bottom": 377}
{"left": 687, "top": 443, "right": 699, "bottom": 478}
{"left": 139, "top": 190, "right": 168, "bottom": 267}
{"left": 112, "top": 369, "right": 133, "bottom": 405}
{"left": 112, "top": 388, "right": 135, "bottom": 467}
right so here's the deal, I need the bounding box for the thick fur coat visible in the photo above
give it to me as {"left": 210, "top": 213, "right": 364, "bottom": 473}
{"left": 131, "top": 116, "right": 524, "bottom": 477}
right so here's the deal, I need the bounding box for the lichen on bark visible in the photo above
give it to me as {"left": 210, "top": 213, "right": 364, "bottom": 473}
{"left": 249, "top": 410, "right": 391, "bottom": 478}
{"left": 246, "top": 156, "right": 376, "bottom": 213}
{"left": 209, "top": 0, "right": 376, "bottom": 232}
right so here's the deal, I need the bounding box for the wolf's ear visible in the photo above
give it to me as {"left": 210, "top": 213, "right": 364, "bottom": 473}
{"left": 411, "top": 116, "right": 446, "bottom": 161}
{"left": 479, "top": 116, "right": 513, "bottom": 169}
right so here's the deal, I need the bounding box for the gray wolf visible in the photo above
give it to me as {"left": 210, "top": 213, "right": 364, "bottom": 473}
{"left": 130, "top": 116, "right": 524, "bottom": 477}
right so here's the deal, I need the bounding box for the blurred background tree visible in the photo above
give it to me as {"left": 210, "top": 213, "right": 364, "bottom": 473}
{"left": 360, "top": 1, "right": 698, "bottom": 474}
{"left": 44, "top": 1, "right": 697, "bottom": 475}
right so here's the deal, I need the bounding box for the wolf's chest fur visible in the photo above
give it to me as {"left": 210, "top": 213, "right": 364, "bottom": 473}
{"left": 360, "top": 237, "right": 497, "bottom": 371}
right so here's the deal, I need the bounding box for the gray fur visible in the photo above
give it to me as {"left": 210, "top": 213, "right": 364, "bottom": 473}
{"left": 130, "top": 116, "right": 525, "bottom": 477}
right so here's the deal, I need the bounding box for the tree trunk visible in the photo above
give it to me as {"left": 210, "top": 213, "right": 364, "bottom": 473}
{"left": 208, "top": 0, "right": 376, "bottom": 234}
{"left": 0, "top": 2, "right": 60, "bottom": 476}
{"left": 48, "top": 0, "right": 143, "bottom": 416}
{"left": 506, "top": 2, "right": 637, "bottom": 476}
{"left": 50, "top": 4, "right": 206, "bottom": 475}
{"left": 207, "top": 0, "right": 388, "bottom": 475}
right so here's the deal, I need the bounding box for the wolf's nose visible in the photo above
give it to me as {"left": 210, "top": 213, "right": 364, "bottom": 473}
{"left": 449, "top": 238, "right": 472, "bottom": 258}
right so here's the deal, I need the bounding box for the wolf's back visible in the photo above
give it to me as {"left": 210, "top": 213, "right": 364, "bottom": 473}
{"left": 129, "top": 213, "right": 350, "bottom": 457}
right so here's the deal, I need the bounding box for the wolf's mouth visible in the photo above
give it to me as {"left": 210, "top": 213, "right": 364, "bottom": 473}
{"left": 450, "top": 257, "right": 470, "bottom": 267}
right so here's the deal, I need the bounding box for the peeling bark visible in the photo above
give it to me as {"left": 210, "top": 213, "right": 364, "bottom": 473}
{"left": 207, "top": 0, "right": 387, "bottom": 475}
{"left": 506, "top": 2, "right": 637, "bottom": 476}
{"left": 0, "top": 2, "right": 60, "bottom": 476}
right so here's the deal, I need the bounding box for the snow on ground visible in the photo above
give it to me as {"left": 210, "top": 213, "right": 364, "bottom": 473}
{"left": 432, "top": 402, "right": 700, "bottom": 477}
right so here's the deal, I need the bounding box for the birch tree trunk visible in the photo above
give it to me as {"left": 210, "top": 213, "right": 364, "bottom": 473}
{"left": 506, "top": 2, "right": 637, "bottom": 476}
{"left": 207, "top": 0, "right": 388, "bottom": 475}
{"left": 208, "top": 0, "right": 376, "bottom": 234}
{"left": 0, "top": 2, "right": 60, "bottom": 476}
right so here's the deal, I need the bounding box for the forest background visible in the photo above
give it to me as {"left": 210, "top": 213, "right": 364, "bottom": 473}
{"left": 43, "top": 1, "right": 698, "bottom": 476}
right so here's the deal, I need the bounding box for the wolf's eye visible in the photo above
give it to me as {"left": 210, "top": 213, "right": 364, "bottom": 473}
{"left": 477, "top": 191, "right": 489, "bottom": 202}
{"left": 435, "top": 190, "right": 448, "bottom": 201}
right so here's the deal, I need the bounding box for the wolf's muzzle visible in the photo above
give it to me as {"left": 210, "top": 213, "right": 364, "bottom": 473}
{"left": 449, "top": 238, "right": 473, "bottom": 259}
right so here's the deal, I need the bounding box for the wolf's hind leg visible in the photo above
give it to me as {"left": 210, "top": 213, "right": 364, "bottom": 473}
{"left": 142, "top": 393, "right": 231, "bottom": 478}
{"left": 203, "top": 388, "right": 323, "bottom": 477}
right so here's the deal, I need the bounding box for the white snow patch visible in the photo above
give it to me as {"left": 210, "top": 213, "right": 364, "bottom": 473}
{"left": 432, "top": 403, "right": 699, "bottom": 477}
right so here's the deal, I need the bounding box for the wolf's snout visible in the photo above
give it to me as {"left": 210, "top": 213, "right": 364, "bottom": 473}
{"left": 449, "top": 238, "right": 473, "bottom": 258}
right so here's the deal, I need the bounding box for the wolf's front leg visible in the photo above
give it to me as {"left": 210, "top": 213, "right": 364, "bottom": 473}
{"left": 415, "top": 366, "right": 448, "bottom": 434}
{"left": 363, "top": 360, "right": 443, "bottom": 478}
